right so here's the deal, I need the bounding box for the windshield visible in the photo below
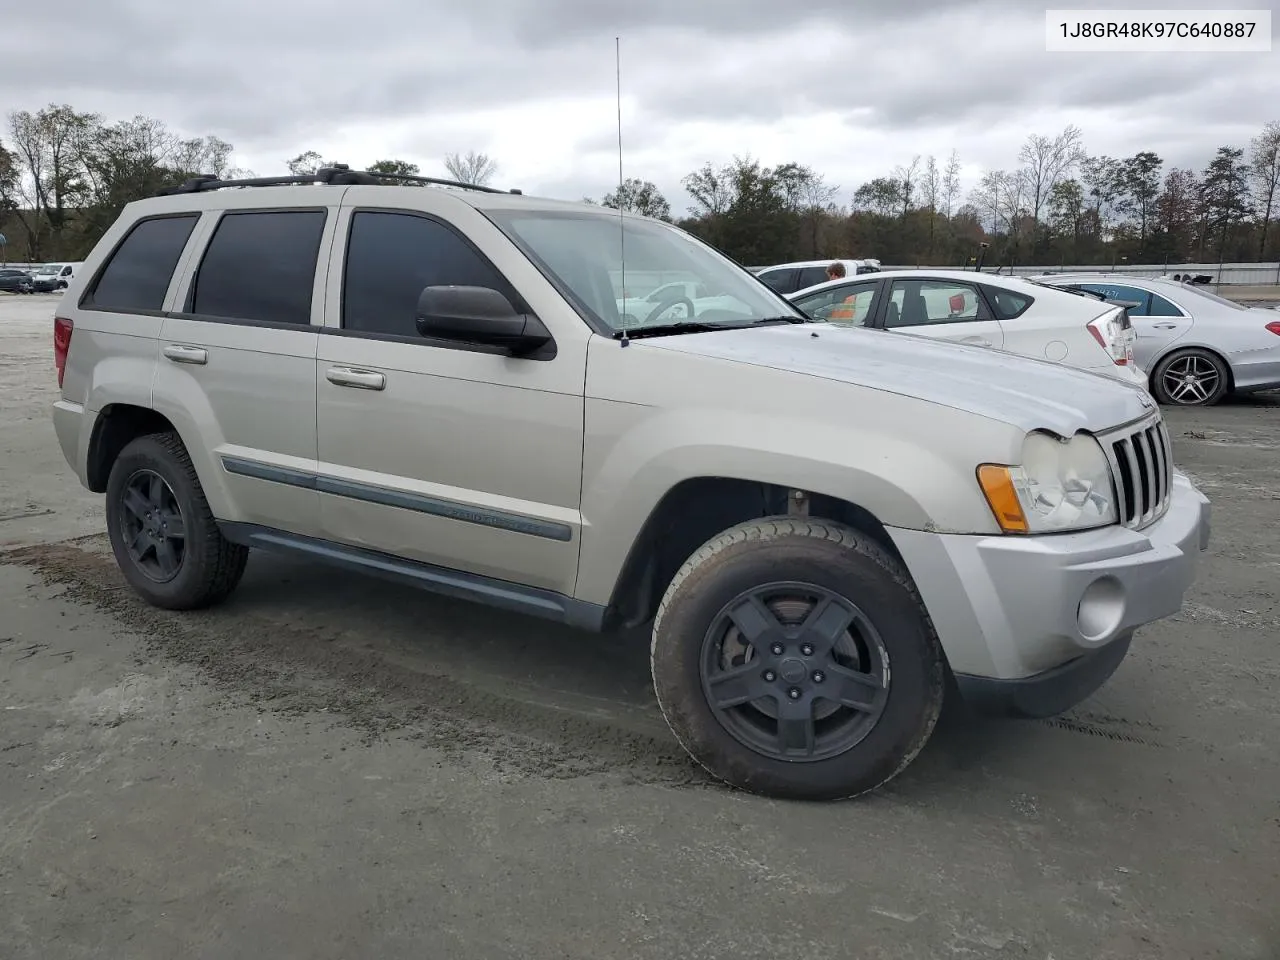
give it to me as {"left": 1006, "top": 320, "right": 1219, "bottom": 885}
{"left": 35, "top": 266, "right": 58, "bottom": 275}
{"left": 485, "top": 210, "right": 805, "bottom": 332}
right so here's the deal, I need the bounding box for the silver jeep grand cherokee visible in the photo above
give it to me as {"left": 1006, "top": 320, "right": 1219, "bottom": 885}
{"left": 51, "top": 165, "right": 1211, "bottom": 801}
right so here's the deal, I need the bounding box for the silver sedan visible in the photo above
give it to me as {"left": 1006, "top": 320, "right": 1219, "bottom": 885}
{"left": 1035, "top": 273, "right": 1280, "bottom": 406}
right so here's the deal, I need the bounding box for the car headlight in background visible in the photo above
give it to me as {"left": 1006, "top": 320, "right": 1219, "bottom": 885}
{"left": 977, "top": 431, "right": 1117, "bottom": 534}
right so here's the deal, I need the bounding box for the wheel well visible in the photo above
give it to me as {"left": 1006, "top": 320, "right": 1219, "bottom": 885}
{"left": 85, "top": 405, "right": 178, "bottom": 492}
{"left": 603, "top": 478, "right": 901, "bottom": 632}
{"left": 1150, "top": 344, "right": 1235, "bottom": 392}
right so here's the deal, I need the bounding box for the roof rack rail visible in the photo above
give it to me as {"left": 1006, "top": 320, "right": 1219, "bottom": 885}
{"left": 155, "top": 163, "right": 522, "bottom": 197}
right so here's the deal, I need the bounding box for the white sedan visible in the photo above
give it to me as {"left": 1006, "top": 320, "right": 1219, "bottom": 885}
{"left": 787, "top": 269, "right": 1148, "bottom": 389}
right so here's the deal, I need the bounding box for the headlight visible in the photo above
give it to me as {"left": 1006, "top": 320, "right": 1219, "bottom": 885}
{"left": 977, "top": 431, "right": 1117, "bottom": 534}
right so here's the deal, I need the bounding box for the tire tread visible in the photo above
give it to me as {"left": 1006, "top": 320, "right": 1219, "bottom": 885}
{"left": 108, "top": 431, "right": 247, "bottom": 609}
{"left": 651, "top": 516, "right": 945, "bottom": 801}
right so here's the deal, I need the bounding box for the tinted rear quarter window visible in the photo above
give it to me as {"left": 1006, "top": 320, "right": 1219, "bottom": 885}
{"left": 190, "top": 210, "right": 326, "bottom": 325}
{"left": 985, "top": 285, "right": 1034, "bottom": 319}
{"left": 342, "top": 211, "right": 511, "bottom": 338}
{"left": 86, "top": 215, "right": 199, "bottom": 312}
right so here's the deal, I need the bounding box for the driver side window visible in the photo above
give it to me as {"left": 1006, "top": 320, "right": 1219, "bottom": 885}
{"left": 793, "top": 281, "right": 877, "bottom": 326}
{"left": 342, "top": 210, "right": 515, "bottom": 338}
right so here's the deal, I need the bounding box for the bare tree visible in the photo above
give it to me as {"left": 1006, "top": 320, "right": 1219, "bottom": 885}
{"left": 1017, "top": 125, "right": 1085, "bottom": 253}
{"left": 773, "top": 162, "right": 839, "bottom": 257}
{"left": 1081, "top": 155, "right": 1123, "bottom": 239}
{"left": 969, "top": 170, "right": 1007, "bottom": 236}
{"left": 443, "top": 150, "right": 498, "bottom": 186}
{"left": 893, "top": 155, "right": 921, "bottom": 220}
{"left": 941, "top": 149, "right": 962, "bottom": 219}
{"left": 171, "top": 136, "right": 237, "bottom": 178}
{"left": 998, "top": 169, "right": 1031, "bottom": 258}
{"left": 1250, "top": 120, "right": 1280, "bottom": 258}
{"left": 921, "top": 155, "right": 941, "bottom": 254}
{"left": 7, "top": 105, "right": 98, "bottom": 257}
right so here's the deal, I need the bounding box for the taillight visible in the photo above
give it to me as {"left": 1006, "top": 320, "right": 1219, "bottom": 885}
{"left": 1266, "top": 321, "right": 1280, "bottom": 337}
{"left": 1087, "top": 309, "right": 1132, "bottom": 366}
{"left": 53, "top": 316, "right": 73, "bottom": 388}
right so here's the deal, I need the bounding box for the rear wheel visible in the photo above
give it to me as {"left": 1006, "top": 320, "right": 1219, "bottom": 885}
{"left": 1150, "top": 348, "right": 1230, "bottom": 406}
{"left": 651, "top": 518, "right": 945, "bottom": 801}
{"left": 105, "top": 432, "right": 248, "bottom": 610}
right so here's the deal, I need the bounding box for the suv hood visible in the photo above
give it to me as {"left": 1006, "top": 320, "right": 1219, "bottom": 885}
{"left": 641, "top": 324, "right": 1155, "bottom": 436}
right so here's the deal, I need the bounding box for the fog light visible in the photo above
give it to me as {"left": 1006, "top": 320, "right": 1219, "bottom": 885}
{"left": 1077, "top": 576, "right": 1125, "bottom": 642}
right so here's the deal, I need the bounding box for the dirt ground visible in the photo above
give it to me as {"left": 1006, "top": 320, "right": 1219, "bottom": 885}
{"left": 2, "top": 293, "right": 1278, "bottom": 960}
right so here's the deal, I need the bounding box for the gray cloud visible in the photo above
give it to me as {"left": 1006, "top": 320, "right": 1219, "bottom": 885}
{"left": 1, "top": 0, "right": 1275, "bottom": 212}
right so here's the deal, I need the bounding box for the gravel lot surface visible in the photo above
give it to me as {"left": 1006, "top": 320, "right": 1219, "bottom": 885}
{"left": 2, "top": 293, "right": 1277, "bottom": 959}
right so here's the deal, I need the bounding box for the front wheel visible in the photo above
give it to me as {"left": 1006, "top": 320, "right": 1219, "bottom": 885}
{"left": 651, "top": 518, "right": 945, "bottom": 801}
{"left": 1150, "top": 348, "right": 1230, "bottom": 406}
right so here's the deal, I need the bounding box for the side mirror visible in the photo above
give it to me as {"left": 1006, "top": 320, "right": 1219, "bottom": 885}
{"left": 414, "top": 285, "right": 552, "bottom": 356}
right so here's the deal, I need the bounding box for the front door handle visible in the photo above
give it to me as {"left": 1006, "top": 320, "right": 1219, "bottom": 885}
{"left": 326, "top": 366, "right": 386, "bottom": 391}
{"left": 163, "top": 344, "right": 208, "bottom": 365}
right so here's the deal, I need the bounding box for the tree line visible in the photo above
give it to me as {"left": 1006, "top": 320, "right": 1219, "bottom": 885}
{"left": 3, "top": 103, "right": 1278, "bottom": 271}
{"left": 0, "top": 104, "right": 510, "bottom": 262}
{"left": 661, "top": 122, "right": 1280, "bottom": 268}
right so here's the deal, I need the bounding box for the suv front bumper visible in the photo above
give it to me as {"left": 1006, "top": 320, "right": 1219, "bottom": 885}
{"left": 888, "top": 472, "right": 1210, "bottom": 718}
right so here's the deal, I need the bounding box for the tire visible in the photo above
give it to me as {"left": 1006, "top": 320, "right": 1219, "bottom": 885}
{"left": 651, "top": 517, "right": 945, "bottom": 801}
{"left": 104, "top": 431, "right": 248, "bottom": 610}
{"left": 1150, "top": 348, "right": 1230, "bottom": 406}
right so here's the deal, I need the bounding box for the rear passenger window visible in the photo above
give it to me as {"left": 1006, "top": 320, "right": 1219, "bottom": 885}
{"left": 885, "top": 279, "right": 988, "bottom": 327}
{"left": 758, "top": 269, "right": 797, "bottom": 294}
{"left": 86, "top": 215, "right": 198, "bottom": 312}
{"left": 342, "top": 211, "right": 511, "bottom": 339}
{"left": 190, "top": 210, "right": 325, "bottom": 325}
{"left": 985, "top": 286, "right": 1033, "bottom": 319}
{"left": 1147, "top": 292, "right": 1183, "bottom": 316}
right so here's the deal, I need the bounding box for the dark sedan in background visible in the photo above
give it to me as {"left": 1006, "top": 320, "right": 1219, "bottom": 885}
{"left": 0, "top": 268, "right": 34, "bottom": 294}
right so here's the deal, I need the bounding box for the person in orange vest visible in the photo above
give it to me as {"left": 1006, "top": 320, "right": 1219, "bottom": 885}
{"left": 824, "top": 262, "right": 861, "bottom": 323}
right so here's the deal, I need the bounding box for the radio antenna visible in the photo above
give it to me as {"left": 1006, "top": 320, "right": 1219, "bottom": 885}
{"left": 615, "top": 36, "right": 629, "bottom": 347}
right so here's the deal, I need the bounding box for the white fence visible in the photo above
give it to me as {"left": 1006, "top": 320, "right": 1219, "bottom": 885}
{"left": 880, "top": 262, "right": 1280, "bottom": 286}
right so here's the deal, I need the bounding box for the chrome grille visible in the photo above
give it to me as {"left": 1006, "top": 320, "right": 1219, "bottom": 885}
{"left": 1104, "top": 417, "right": 1172, "bottom": 529}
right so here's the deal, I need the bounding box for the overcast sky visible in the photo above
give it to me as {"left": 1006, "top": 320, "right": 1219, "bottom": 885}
{"left": 2, "top": 0, "right": 1277, "bottom": 215}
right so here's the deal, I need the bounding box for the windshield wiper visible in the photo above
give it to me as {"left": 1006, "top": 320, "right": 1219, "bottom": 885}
{"left": 613, "top": 321, "right": 724, "bottom": 340}
{"left": 613, "top": 315, "right": 809, "bottom": 340}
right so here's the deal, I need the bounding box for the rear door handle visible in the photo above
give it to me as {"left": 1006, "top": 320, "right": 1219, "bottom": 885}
{"left": 1153, "top": 322, "right": 1178, "bottom": 330}
{"left": 163, "top": 344, "right": 208, "bottom": 365}
{"left": 957, "top": 335, "right": 991, "bottom": 346}
{"left": 326, "top": 366, "right": 386, "bottom": 391}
